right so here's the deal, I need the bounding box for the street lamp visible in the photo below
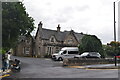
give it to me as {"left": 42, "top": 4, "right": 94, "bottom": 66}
{"left": 114, "top": 2, "right": 116, "bottom": 42}
{"left": 113, "top": 1, "right": 117, "bottom": 66}
{"left": 113, "top": 0, "right": 119, "bottom": 66}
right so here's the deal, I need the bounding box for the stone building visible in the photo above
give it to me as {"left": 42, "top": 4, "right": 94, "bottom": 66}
{"left": 15, "top": 35, "right": 34, "bottom": 57}
{"left": 34, "top": 22, "right": 85, "bottom": 57}
{"left": 15, "top": 21, "right": 85, "bottom": 57}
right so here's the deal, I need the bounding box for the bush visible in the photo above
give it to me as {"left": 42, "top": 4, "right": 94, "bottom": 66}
{"left": 0, "top": 48, "right": 6, "bottom": 54}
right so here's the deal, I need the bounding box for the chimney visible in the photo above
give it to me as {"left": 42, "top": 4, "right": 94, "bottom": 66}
{"left": 57, "top": 24, "right": 61, "bottom": 32}
{"left": 38, "top": 21, "right": 43, "bottom": 31}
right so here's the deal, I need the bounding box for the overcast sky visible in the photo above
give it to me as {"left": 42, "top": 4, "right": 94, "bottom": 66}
{"left": 22, "top": 0, "right": 119, "bottom": 44}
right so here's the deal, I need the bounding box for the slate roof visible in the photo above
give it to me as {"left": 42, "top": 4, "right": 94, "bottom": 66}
{"left": 39, "top": 28, "right": 84, "bottom": 42}
{"left": 74, "top": 32, "right": 84, "bottom": 42}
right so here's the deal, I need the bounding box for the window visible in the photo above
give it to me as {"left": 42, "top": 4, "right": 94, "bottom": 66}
{"left": 47, "top": 47, "right": 49, "bottom": 54}
{"left": 55, "top": 47, "right": 59, "bottom": 53}
{"left": 49, "top": 47, "right": 51, "bottom": 54}
{"left": 25, "top": 47, "right": 30, "bottom": 54}
{"left": 23, "top": 47, "right": 25, "bottom": 54}
{"left": 68, "top": 51, "right": 78, "bottom": 54}
{"left": 39, "top": 47, "right": 41, "bottom": 54}
{"left": 26, "top": 39, "right": 31, "bottom": 44}
{"left": 63, "top": 50, "right": 67, "bottom": 54}
{"left": 68, "top": 38, "right": 73, "bottom": 44}
{"left": 50, "top": 36, "right": 55, "bottom": 42}
{"left": 47, "top": 46, "right": 52, "bottom": 54}
{"left": 51, "top": 37, "right": 54, "bottom": 42}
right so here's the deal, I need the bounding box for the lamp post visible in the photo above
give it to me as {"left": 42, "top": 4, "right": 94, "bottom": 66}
{"left": 113, "top": 0, "right": 120, "bottom": 66}
{"left": 114, "top": 2, "right": 116, "bottom": 42}
{"left": 113, "top": 2, "right": 117, "bottom": 66}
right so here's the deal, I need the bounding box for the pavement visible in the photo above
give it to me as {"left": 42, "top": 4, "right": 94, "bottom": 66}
{"left": 85, "top": 64, "right": 120, "bottom": 69}
{"left": 65, "top": 64, "right": 120, "bottom": 70}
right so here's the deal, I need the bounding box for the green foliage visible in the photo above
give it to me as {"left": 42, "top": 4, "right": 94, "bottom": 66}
{"left": 102, "top": 45, "right": 114, "bottom": 57}
{"left": 103, "top": 41, "right": 120, "bottom": 57}
{"left": 109, "top": 41, "right": 120, "bottom": 55}
{"left": 109, "top": 41, "right": 120, "bottom": 47}
{"left": 79, "top": 35, "right": 102, "bottom": 54}
{"left": 0, "top": 48, "right": 6, "bottom": 54}
{"left": 2, "top": 2, "right": 35, "bottom": 49}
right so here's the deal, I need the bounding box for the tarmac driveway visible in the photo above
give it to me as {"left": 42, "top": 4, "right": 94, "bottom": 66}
{"left": 8, "top": 56, "right": 119, "bottom": 78}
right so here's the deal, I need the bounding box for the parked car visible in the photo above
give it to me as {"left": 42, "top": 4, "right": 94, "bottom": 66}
{"left": 74, "top": 52, "right": 101, "bottom": 58}
{"left": 52, "top": 47, "right": 79, "bottom": 61}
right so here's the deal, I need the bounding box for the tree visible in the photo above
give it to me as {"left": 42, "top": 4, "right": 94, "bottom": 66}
{"left": 102, "top": 41, "right": 120, "bottom": 57}
{"left": 109, "top": 41, "right": 120, "bottom": 55}
{"left": 79, "top": 35, "right": 102, "bottom": 54}
{"left": 102, "top": 45, "right": 115, "bottom": 57}
{"left": 2, "top": 2, "right": 35, "bottom": 50}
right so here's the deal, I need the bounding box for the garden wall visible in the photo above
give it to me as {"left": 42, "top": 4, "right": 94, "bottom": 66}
{"left": 63, "top": 58, "right": 120, "bottom": 66}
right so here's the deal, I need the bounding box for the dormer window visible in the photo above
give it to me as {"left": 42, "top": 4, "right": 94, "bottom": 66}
{"left": 51, "top": 37, "right": 54, "bottom": 42}
{"left": 26, "top": 39, "right": 30, "bottom": 44}
{"left": 50, "top": 36, "right": 55, "bottom": 42}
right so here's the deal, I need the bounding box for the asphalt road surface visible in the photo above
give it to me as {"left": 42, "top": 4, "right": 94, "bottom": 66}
{"left": 8, "top": 56, "right": 119, "bottom": 78}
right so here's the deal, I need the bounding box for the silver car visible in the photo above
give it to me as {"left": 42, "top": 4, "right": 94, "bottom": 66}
{"left": 74, "top": 52, "right": 101, "bottom": 58}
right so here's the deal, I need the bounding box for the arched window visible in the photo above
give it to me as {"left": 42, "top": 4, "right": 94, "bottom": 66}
{"left": 51, "top": 37, "right": 54, "bottom": 42}
{"left": 50, "top": 36, "right": 55, "bottom": 42}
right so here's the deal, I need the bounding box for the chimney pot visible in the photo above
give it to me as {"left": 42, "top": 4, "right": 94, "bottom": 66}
{"left": 57, "top": 24, "right": 61, "bottom": 32}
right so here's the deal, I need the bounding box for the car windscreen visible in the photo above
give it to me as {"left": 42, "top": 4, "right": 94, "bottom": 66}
{"left": 80, "top": 53, "right": 89, "bottom": 56}
{"left": 89, "top": 53, "right": 100, "bottom": 56}
{"left": 59, "top": 51, "right": 64, "bottom": 54}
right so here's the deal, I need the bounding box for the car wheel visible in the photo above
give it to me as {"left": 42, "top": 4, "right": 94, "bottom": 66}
{"left": 58, "top": 57, "right": 63, "bottom": 61}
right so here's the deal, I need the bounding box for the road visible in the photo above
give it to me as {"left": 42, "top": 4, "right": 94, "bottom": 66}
{"left": 7, "top": 56, "right": 119, "bottom": 78}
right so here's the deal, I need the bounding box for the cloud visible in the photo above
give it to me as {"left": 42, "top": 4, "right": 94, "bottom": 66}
{"left": 76, "top": 5, "right": 90, "bottom": 11}
{"left": 23, "top": 0, "right": 117, "bottom": 44}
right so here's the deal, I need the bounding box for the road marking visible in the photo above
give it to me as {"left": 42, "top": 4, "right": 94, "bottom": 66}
{"left": 0, "top": 69, "right": 11, "bottom": 78}
{"left": 65, "top": 66, "right": 85, "bottom": 68}
{"left": 64, "top": 66, "right": 119, "bottom": 70}
{"left": 85, "top": 68, "right": 118, "bottom": 70}
{"left": 0, "top": 74, "right": 10, "bottom": 78}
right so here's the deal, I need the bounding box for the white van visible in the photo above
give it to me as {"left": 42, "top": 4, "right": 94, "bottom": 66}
{"left": 52, "top": 47, "right": 79, "bottom": 61}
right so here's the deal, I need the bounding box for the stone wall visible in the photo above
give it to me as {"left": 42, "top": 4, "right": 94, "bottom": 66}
{"left": 15, "top": 36, "right": 33, "bottom": 57}
{"left": 63, "top": 58, "right": 120, "bottom": 66}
